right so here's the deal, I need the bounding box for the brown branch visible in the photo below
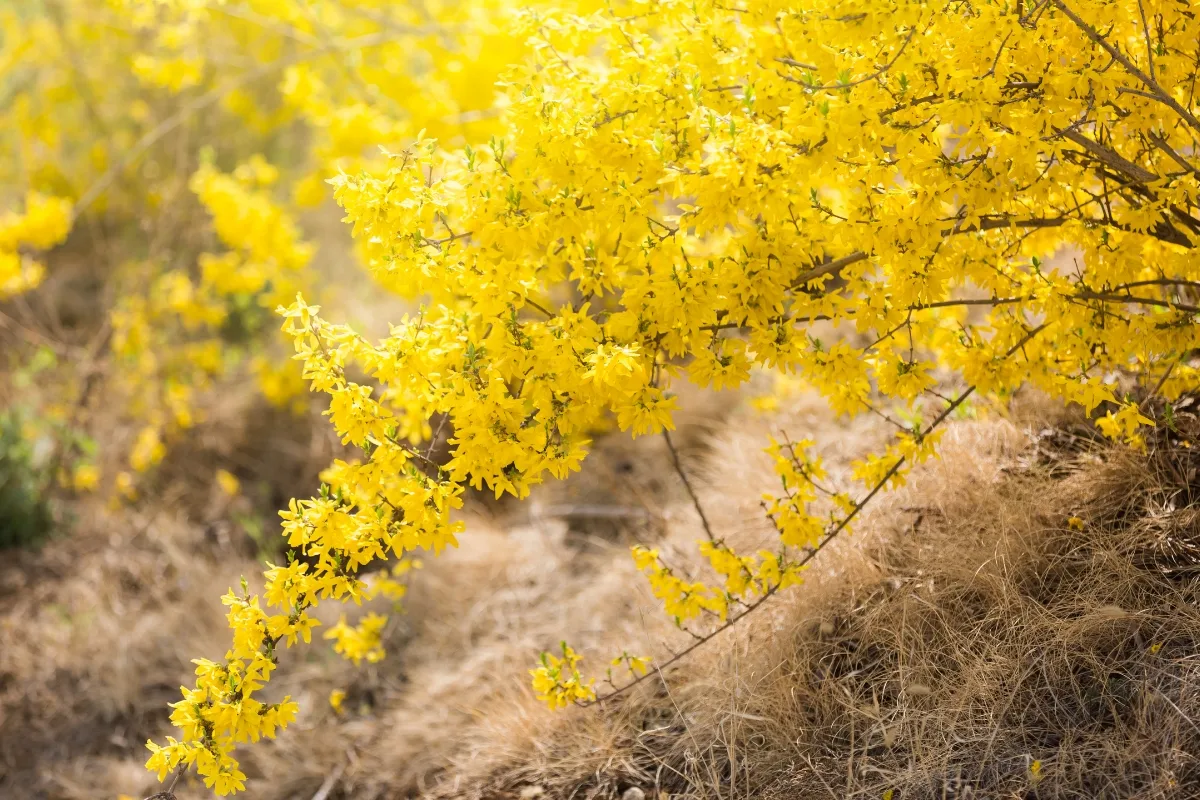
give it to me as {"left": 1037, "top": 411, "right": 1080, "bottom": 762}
{"left": 709, "top": 278, "right": 1197, "bottom": 339}
{"left": 1108, "top": 278, "right": 1200, "bottom": 292}
{"left": 775, "top": 57, "right": 819, "bottom": 71}
{"left": 787, "top": 215, "right": 1073, "bottom": 291}
{"left": 789, "top": 252, "right": 870, "bottom": 289}
{"left": 1076, "top": 292, "right": 1200, "bottom": 314}
{"left": 1148, "top": 133, "right": 1200, "bottom": 176}
{"left": 663, "top": 429, "right": 717, "bottom": 543}
{"left": 1054, "top": 0, "right": 1200, "bottom": 135}
{"left": 142, "top": 764, "right": 185, "bottom": 800}
{"left": 522, "top": 296, "right": 555, "bottom": 318}
{"left": 1135, "top": 0, "right": 1157, "bottom": 80}
{"left": 1057, "top": 128, "right": 1159, "bottom": 183}
{"left": 1140, "top": 353, "right": 1185, "bottom": 411}
{"left": 907, "top": 296, "right": 1027, "bottom": 310}
{"left": 594, "top": 109, "right": 637, "bottom": 129}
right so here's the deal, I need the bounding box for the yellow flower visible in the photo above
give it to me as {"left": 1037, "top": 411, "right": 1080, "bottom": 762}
{"left": 72, "top": 463, "right": 100, "bottom": 493}
{"left": 1096, "top": 403, "right": 1154, "bottom": 444}
{"left": 216, "top": 469, "right": 241, "bottom": 497}
{"left": 324, "top": 614, "right": 388, "bottom": 665}
{"left": 129, "top": 426, "right": 165, "bottom": 473}
{"left": 114, "top": 471, "right": 137, "bottom": 502}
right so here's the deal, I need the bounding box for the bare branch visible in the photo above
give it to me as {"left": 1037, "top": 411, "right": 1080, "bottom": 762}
{"left": 663, "top": 429, "right": 717, "bottom": 543}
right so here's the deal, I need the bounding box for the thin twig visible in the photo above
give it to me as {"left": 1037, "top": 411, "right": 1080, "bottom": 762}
{"left": 663, "top": 429, "right": 717, "bottom": 543}
{"left": 1136, "top": 0, "right": 1157, "bottom": 79}
{"left": 523, "top": 296, "right": 555, "bottom": 318}
{"left": 777, "top": 25, "right": 918, "bottom": 92}
{"left": 785, "top": 215, "right": 1077, "bottom": 292}
{"left": 311, "top": 762, "right": 346, "bottom": 800}
{"left": 142, "top": 764, "right": 185, "bottom": 800}
{"left": 1077, "top": 292, "right": 1200, "bottom": 314}
{"left": 1140, "top": 353, "right": 1185, "bottom": 411}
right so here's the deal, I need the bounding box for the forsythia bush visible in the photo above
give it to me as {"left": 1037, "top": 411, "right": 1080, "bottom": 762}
{"left": 6, "top": 0, "right": 1198, "bottom": 794}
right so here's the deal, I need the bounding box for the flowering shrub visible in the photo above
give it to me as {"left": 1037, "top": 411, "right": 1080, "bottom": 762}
{"left": 5, "top": 0, "right": 1200, "bottom": 795}
{"left": 140, "top": 0, "right": 1200, "bottom": 790}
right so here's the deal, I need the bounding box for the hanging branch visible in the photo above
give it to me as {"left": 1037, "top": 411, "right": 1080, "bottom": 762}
{"left": 586, "top": 323, "right": 1047, "bottom": 706}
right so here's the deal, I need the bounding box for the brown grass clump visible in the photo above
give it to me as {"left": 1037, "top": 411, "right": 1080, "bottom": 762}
{"left": 432, "top": 403, "right": 1200, "bottom": 800}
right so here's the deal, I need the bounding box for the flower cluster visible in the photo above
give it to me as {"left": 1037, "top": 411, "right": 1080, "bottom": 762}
{"left": 306, "top": 0, "right": 1200, "bottom": 722}
{"left": 530, "top": 642, "right": 596, "bottom": 709}
{"left": 0, "top": 192, "right": 72, "bottom": 298}
{"left": 144, "top": 588, "right": 302, "bottom": 795}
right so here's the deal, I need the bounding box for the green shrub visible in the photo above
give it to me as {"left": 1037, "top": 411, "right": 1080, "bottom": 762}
{"left": 0, "top": 410, "right": 55, "bottom": 550}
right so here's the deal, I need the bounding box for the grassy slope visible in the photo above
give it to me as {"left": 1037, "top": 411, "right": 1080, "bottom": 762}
{"left": 2, "top": 371, "right": 1199, "bottom": 799}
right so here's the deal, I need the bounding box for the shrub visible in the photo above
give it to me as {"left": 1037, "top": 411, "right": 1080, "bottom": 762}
{"left": 0, "top": 410, "right": 55, "bottom": 550}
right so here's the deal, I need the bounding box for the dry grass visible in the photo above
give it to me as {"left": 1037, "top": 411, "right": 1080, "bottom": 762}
{"left": 429, "top": 400, "right": 1200, "bottom": 800}
{"left": 2, "top": 367, "right": 1199, "bottom": 800}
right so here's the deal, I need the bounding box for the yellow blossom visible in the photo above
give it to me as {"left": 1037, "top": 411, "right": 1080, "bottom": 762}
{"left": 216, "top": 469, "right": 240, "bottom": 497}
